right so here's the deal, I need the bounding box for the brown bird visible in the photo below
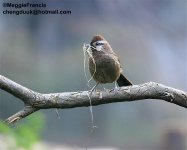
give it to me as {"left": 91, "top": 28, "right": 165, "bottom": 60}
{"left": 89, "top": 35, "right": 132, "bottom": 90}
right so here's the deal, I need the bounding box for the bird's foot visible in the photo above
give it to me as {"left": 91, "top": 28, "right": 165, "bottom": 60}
{"left": 101, "top": 85, "right": 110, "bottom": 94}
{"left": 113, "top": 82, "right": 119, "bottom": 95}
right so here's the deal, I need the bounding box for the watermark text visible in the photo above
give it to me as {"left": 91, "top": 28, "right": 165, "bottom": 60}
{"left": 2, "top": 2, "right": 71, "bottom": 15}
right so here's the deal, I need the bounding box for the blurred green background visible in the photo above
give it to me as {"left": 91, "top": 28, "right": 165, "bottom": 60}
{"left": 0, "top": 0, "right": 187, "bottom": 149}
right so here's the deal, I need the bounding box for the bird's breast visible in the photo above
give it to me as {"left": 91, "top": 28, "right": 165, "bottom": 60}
{"left": 89, "top": 53, "right": 121, "bottom": 84}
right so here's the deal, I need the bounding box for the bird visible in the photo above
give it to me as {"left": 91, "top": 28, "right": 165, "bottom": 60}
{"left": 88, "top": 35, "right": 132, "bottom": 91}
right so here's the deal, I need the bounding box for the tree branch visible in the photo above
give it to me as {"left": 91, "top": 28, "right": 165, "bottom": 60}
{"left": 5, "top": 107, "right": 39, "bottom": 124}
{"left": 0, "top": 75, "right": 187, "bottom": 123}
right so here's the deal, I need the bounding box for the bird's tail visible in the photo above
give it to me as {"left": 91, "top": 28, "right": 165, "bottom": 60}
{"left": 117, "top": 74, "right": 132, "bottom": 87}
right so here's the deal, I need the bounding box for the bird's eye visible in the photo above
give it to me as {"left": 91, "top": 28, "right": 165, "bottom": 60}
{"left": 95, "top": 42, "right": 99, "bottom": 46}
{"left": 95, "top": 41, "right": 104, "bottom": 46}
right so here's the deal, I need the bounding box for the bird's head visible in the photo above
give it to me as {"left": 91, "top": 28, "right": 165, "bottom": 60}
{"left": 90, "top": 35, "right": 108, "bottom": 51}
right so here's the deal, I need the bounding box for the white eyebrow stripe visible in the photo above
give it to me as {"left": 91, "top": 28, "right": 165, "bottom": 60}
{"left": 93, "top": 40, "right": 107, "bottom": 45}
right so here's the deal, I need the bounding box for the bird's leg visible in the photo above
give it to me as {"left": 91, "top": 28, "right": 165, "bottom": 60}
{"left": 114, "top": 81, "right": 119, "bottom": 95}
{"left": 101, "top": 84, "right": 107, "bottom": 91}
{"left": 90, "top": 82, "right": 99, "bottom": 94}
{"left": 101, "top": 84, "right": 111, "bottom": 95}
